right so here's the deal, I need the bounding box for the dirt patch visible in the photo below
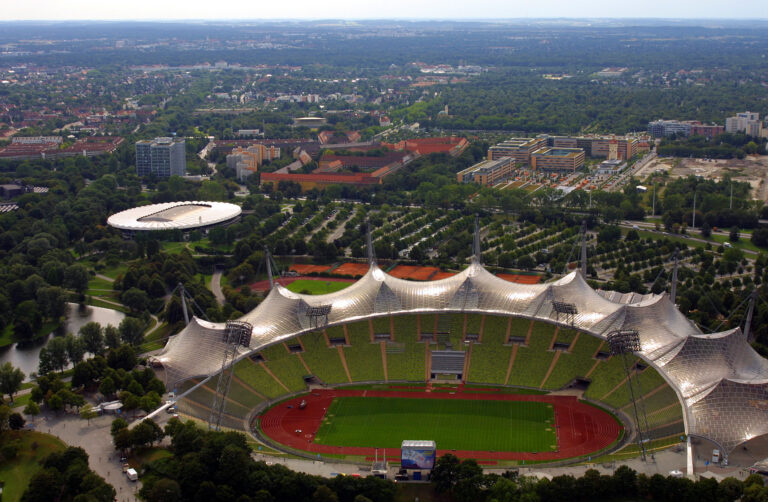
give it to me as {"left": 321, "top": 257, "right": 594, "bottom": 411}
{"left": 389, "top": 265, "right": 441, "bottom": 281}
{"left": 496, "top": 273, "right": 542, "bottom": 284}
{"left": 332, "top": 263, "right": 370, "bottom": 278}
{"left": 640, "top": 156, "right": 768, "bottom": 201}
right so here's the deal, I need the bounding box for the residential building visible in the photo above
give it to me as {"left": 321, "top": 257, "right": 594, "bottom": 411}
{"left": 725, "top": 112, "right": 762, "bottom": 137}
{"left": 457, "top": 157, "right": 514, "bottom": 186}
{"left": 226, "top": 144, "right": 281, "bottom": 181}
{"left": 135, "top": 137, "right": 186, "bottom": 177}
{"left": 530, "top": 148, "right": 585, "bottom": 172}
{"left": 487, "top": 137, "right": 547, "bottom": 165}
{"left": 690, "top": 123, "right": 724, "bottom": 139}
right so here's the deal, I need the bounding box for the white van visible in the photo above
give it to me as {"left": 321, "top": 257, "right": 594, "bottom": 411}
{"left": 126, "top": 468, "right": 138, "bottom": 481}
{"left": 712, "top": 449, "right": 721, "bottom": 463}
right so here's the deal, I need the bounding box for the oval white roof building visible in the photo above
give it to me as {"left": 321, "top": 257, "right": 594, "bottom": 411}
{"left": 107, "top": 201, "right": 241, "bottom": 232}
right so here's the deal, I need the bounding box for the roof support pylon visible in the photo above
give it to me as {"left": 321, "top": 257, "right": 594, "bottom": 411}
{"left": 670, "top": 249, "right": 679, "bottom": 304}
{"left": 473, "top": 214, "right": 482, "bottom": 264}
{"left": 264, "top": 246, "right": 274, "bottom": 290}
{"left": 580, "top": 220, "right": 587, "bottom": 277}
{"left": 744, "top": 289, "right": 758, "bottom": 342}
{"left": 367, "top": 219, "right": 376, "bottom": 266}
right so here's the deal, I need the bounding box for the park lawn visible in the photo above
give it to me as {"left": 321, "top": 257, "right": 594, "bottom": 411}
{"left": 100, "top": 263, "right": 129, "bottom": 280}
{"left": 85, "top": 297, "right": 129, "bottom": 313}
{"left": 314, "top": 396, "right": 556, "bottom": 452}
{"left": 87, "top": 277, "right": 114, "bottom": 290}
{"left": 140, "top": 322, "right": 174, "bottom": 352}
{"left": 0, "top": 431, "right": 67, "bottom": 502}
{"left": 285, "top": 279, "right": 351, "bottom": 295}
{"left": 161, "top": 241, "right": 188, "bottom": 253}
{"left": 0, "top": 321, "right": 60, "bottom": 348}
{"left": 9, "top": 393, "right": 32, "bottom": 409}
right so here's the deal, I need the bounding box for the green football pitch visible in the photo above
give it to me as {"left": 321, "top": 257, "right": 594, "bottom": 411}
{"left": 313, "top": 397, "right": 557, "bottom": 452}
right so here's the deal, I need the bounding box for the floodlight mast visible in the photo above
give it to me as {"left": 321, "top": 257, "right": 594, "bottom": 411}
{"left": 208, "top": 320, "right": 253, "bottom": 430}
{"left": 607, "top": 330, "right": 651, "bottom": 461}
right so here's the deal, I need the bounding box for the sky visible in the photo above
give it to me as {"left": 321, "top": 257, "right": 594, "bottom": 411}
{"left": 1, "top": 0, "right": 766, "bottom": 21}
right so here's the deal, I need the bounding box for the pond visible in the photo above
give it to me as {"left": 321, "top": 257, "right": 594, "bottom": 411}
{"left": 0, "top": 303, "right": 125, "bottom": 380}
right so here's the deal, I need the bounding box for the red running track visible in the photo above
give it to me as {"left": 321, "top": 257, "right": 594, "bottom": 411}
{"left": 257, "top": 388, "right": 623, "bottom": 462}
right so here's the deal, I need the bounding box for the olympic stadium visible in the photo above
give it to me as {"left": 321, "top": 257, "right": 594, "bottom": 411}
{"left": 152, "top": 247, "right": 768, "bottom": 470}
{"left": 107, "top": 201, "right": 241, "bottom": 234}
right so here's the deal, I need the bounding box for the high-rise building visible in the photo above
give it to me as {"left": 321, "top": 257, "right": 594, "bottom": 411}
{"left": 725, "top": 112, "right": 762, "bottom": 137}
{"left": 136, "top": 137, "right": 186, "bottom": 177}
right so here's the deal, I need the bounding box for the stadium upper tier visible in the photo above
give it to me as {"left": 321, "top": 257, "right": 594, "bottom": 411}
{"left": 107, "top": 201, "right": 241, "bottom": 231}
{"left": 155, "top": 260, "right": 768, "bottom": 455}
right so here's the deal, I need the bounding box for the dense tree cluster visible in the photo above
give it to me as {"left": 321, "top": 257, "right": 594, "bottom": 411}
{"left": 21, "top": 447, "right": 115, "bottom": 502}
{"left": 138, "top": 420, "right": 396, "bottom": 502}
{"left": 431, "top": 453, "right": 762, "bottom": 502}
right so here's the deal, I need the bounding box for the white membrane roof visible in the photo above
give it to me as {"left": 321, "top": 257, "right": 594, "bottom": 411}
{"left": 156, "top": 261, "right": 768, "bottom": 454}
{"left": 107, "top": 201, "right": 241, "bottom": 231}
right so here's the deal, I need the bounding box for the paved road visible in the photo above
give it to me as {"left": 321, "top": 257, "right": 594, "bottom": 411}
{"left": 211, "top": 270, "right": 225, "bottom": 305}
{"left": 35, "top": 410, "right": 145, "bottom": 502}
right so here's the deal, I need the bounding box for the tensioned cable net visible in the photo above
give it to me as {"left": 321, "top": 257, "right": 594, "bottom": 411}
{"left": 155, "top": 262, "right": 768, "bottom": 455}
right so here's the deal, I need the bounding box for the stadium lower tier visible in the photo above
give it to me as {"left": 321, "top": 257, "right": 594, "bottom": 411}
{"left": 175, "top": 314, "right": 685, "bottom": 454}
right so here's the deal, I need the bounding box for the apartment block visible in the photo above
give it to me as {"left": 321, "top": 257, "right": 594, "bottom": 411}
{"left": 725, "top": 112, "right": 762, "bottom": 137}
{"left": 226, "top": 144, "right": 280, "bottom": 181}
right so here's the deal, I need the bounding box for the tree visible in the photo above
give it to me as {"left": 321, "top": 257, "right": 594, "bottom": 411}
{"left": 147, "top": 479, "right": 182, "bottom": 502}
{"left": 79, "top": 322, "right": 105, "bottom": 355}
{"left": 0, "top": 362, "right": 25, "bottom": 403}
{"left": 432, "top": 453, "right": 461, "bottom": 493}
{"left": 104, "top": 325, "right": 121, "bottom": 350}
{"left": 80, "top": 403, "right": 98, "bottom": 425}
{"left": 63, "top": 264, "right": 89, "bottom": 294}
{"left": 517, "top": 255, "right": 535, "bottom": 270}
{"left": 122, "top": 287, "right": 150, "bottom": 312}
{"left": 107, "top": 344, "right": 137, "bottom": 371}
{"left": 8, "top": 412, "right": 25, "bottom": 430}
{"left": 36, "top": 286, "right": 68, "bottom": 321}
{"left": 119, "top": 317, "right": 145, "bottom": 346}
{"left": 312, "top": 485, "right": 339, "bottom": 502}
{"left": 23, "top": 401, "right": 40, "bottom": 419}
{"left": 40, "top": 336, "right": 69, "bottom": 374}
{"left": 98, "top": 376, "right": 116, "bottom": 398}
{"left": 701, "top": 222, "right": 712, "bottom": 238}
{"left": 730, "top": 226, "right": 741, "bottom": 242}
{"left": 65, "top": 333, "right": 86, "bottom": 365}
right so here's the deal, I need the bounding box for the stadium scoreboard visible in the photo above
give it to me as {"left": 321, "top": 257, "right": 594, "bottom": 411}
{"left": 401, "top": 440, "right": 437, "bottom": 470}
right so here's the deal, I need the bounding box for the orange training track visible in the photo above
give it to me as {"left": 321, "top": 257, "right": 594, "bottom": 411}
{"left": 257, "top": 387, "right": 622, "bottom": 462}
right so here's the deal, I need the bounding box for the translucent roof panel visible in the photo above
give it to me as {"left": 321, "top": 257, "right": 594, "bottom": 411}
{"left": 155, "top": 265, "right": 768, "bottom": 454}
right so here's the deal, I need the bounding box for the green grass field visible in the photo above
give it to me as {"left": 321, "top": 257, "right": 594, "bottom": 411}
{"left": 314, "top": 397, "right": 556, "bottom": 452}
{"left": 285, "top": 279, "right": 351, "bottom": 295}
{"left": 0, "top": 431, "right": 67, "bottom": 502}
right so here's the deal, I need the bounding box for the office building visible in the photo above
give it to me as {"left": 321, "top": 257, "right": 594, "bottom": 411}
{"left": 136, "top": 137, "right": 186, "bottom": 177}
{"left": 530, "top": 148, "right": 585, "bottom": 172}
{"left": 487, "top": 137, "right": 547, "bottom": 165}
{"left": 647, "top": 120, "right": 692, "bottom": 138}
{"left": 457, "top": 157, "right": 514, "bottom": 186}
